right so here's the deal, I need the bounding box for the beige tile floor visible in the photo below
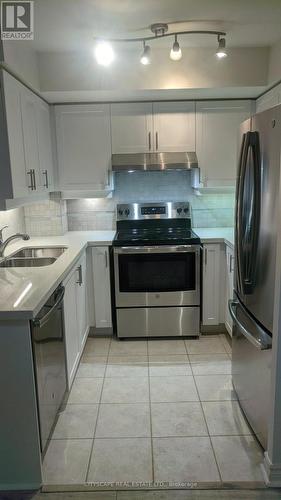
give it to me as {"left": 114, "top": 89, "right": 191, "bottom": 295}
{"left": 43, "top": 334, "right": 265, "bottom": 488}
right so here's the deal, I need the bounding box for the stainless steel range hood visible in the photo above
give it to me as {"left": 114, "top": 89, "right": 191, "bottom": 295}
{"left": 111, "top": 152, "right": 198, "bottom": 172}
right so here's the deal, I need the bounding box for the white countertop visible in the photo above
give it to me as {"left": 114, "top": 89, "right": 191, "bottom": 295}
{"left": 0, "top": 227, "right": 234, "bottom": 320}
{"left": 195, "top": 227, "right": 234, "bottom": 248}
{"left": 0, "top": 231, "right": 115, "bottom": 320}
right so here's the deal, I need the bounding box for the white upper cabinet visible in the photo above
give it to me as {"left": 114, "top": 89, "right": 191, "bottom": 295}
{"left": 153, "top": 101, "right": 195, "bottom": 152}
{"left": 2, "top": 71, "right": 28, "bottom": 199}
{"left": 55, "top": 104, "right": 111, "bottom": 191}
{"left": 1, "top": 71, "right": 54, "bottom": 202}
{"left": 111, "top": 101, "right": 195, "bottom": 154}
{"left": 196, "top": 100, "right": 252, "bottom": 187}
{"left": 111, "top": 102, "right": 153, "bottom": 153}
{"left": 36, "top": 98, "right": 54, "bottom": 191}
{"left": 20, "top": 87, "right": 43, "bottom": 193}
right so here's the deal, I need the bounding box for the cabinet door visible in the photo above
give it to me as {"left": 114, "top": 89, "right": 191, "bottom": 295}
{"left": 76, "top": 252, "right": 88, "bottom": 348}
{"left": 196, "top": 100, "right": 252, "bottom": 187}
{"left": 202, "top": 244, "right": 221, "bottom": 325}
{"left": 63, "top": 269, "right": 80, "bottom": 387}
{"left": 2, "top": 72, "right": 28, "bottom": 198}
{"left": 225, "top": 246, "right": 234, "bottom": 336}
{"left": 153, "top": 101, "right": 195, "bottom": 152}
{"left": 111, "top": 102, "right": 153, "bottom": 153}
{"left": 36, "top": 98, "right": 54, "bottom": 191}
{"left": 55, "top": 104, "right": 111, "bottom": 190}
{"left": 20, "top": 87, "right": 43, "bottom": 193}
{"left": 92, "top": 247, "right": 112, "bottom": 328}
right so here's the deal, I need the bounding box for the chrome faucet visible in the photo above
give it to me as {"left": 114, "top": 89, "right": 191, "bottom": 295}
{"left": 0, "top": 226, "right": 30, "bottom": 258}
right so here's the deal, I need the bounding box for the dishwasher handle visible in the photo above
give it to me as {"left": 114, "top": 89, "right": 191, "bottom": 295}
{"left": 33, "top": 286, "right": 65, "bottom": 328}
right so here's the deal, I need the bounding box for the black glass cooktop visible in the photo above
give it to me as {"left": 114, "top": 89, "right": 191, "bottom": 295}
{"left": 113, "top": 227, "right": 201, "bottom": 246}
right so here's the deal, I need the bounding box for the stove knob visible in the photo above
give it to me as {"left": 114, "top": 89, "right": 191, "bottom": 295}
{"left": 124, "top": 209, "right": 130, "bottom": 216}
{"left": 184, "top": 207, "right": 189, "bottom": 214}
{"left": 118, "top": 209, "right": 123, "bottom": 216}
{"left": 177, "top": 208, "right": 182, "bottom": 214}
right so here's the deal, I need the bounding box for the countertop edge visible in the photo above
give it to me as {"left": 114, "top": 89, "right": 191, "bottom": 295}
{"left": 0, "top": 229, "right": 234, "bottom": 320}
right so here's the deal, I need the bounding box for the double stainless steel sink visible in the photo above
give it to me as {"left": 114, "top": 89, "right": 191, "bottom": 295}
{"left": 0, "top": 247, "right": 67, "bottom": 268}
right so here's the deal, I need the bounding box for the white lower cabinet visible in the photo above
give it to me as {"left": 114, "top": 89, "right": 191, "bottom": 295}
{"left": 92, "top": 247, "right": 112, "bottom": 329}
{"left": 225, "top": 245, "right": 234, "bottom": 336}
{"left": 63, "top": 252, "right": 89, "bottom": 388}
{"left": 202, "top": 244, "right": 221, "bottom": 326}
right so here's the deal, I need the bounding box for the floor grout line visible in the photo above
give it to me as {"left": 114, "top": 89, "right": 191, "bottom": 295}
{"left": 84, "top": 337, "right": 112, "bottom": 483}
{"left": 184, "top": 339, "right": 223, "bottom": 484}
{"left": 147, "top": 343, "right": 155, "bottom": 484}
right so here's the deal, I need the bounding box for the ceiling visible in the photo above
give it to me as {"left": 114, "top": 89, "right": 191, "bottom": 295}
{"left": 32, "top": 0, "right": 281, "bottom": 52}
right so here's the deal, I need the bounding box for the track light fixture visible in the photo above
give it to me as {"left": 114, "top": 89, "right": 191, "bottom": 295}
{"left": 170, "top": 35, "right": 182, "bottom": 61}
{"left": 216, "top": 36, "right": 227, "bottom": 58}
{"left": 94, "top": 23, "right": 227, "bottom": 66}
{"left": 140, "top": 41, "right": 151, "bottom": 65}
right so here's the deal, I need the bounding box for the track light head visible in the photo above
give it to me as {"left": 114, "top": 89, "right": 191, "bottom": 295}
{"left": 170, "top": 35, "right": 182, "bottom": 61}
{"left": 216, "top": 36, "right": 227, "bottom": 58}
{"left": 140, "top": 41, "right": 151, "bottom": 65}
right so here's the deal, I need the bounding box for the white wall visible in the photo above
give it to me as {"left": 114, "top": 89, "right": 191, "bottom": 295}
{"left": 38, "top": 46, "right": 269, "bottom": 93}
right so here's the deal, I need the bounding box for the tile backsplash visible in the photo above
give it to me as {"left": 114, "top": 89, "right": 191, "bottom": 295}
{"left": 24, "top": 193, "right": 68, "bottom": 236}
{"left": 67, "top": 171, "right": 235, "bottom": 230}
{"left": 0, "top": 207, "right": 26, "bottom": 238}
{"left": 20, "top": 171, "right": 235, "bottom": 236}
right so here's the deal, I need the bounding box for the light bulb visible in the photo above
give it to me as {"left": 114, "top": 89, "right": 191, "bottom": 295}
{"left": 170, "top": 36, "right": 182, "bottom": 61}
{"left": 216, "top": 37, "right": 227, "bottom": 58}
{"left": 94, "top": 41, "right": 114, "bottom": 66}
{"left": 140, "top": 43, "right": 151, "bottom": 65}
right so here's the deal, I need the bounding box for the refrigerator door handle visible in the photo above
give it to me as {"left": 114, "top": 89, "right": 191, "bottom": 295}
{"left": 236, "top": 131, "right": 261, "bottom": 295}
{"left": 229, "top": 299, "right": 272, "bottom": 350}
{"left": 236, "top": 133, "right": 248, "bottom": 295}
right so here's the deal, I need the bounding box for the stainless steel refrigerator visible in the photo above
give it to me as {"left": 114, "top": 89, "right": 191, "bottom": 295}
{"left": 229, "top": 105, "right": 281, "bottom": 449}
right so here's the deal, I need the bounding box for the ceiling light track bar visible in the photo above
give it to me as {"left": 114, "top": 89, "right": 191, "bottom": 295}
{"left": 96, "top": 30, "right": 226, "bottom": 44}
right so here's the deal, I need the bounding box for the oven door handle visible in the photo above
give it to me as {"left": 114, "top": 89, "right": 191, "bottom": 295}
{"left": 114, "top": 245, "right": 201, "bottom": 254}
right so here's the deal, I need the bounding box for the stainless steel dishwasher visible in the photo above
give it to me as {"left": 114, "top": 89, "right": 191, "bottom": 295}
{"left": 31, "top": 285, "right": 67, "bottom": 454}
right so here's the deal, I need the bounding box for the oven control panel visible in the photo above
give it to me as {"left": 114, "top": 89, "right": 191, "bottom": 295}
{"left": 116, "top": 202, "right": 191, "bottom": 220}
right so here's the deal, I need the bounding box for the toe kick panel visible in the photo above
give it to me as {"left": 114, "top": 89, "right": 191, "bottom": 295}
{"left": 116, "top": 306, "right": 200, "bottom": 338}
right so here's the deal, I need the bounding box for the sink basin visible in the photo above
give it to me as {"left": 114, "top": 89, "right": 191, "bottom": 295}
{"left": 0, "top": 257, "right": 57, "bottom": 268}
{"left": 11, "top": 246, "right": 67, "bottom": 258}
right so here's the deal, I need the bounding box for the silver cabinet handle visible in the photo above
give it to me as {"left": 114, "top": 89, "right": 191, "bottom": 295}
{"left": 43, "top": 170, "right": 49, "bottom": 189}
{"left": 76, "top": 264, "right": 82, "bottom": 286}
{"left": 229, "top": 254, "right": 234, "bottom": 273}
{"left": 155, "top": 131, "right": 159, "bottom": 150}
{"left": 148, "top": 131, "right": 151, "bottom": 150}
{"left": 27, "top": 170, "right": 34, "bottom": 190}
{"left": 105, "top": 250, "right": 108, "bottom": 268}
{"left": 32, "top": 169, "right": 36, "bottom": 190}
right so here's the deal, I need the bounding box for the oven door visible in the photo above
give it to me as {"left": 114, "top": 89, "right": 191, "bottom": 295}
{"left": 114, "top": 245, "right": 201, "bottom": 307}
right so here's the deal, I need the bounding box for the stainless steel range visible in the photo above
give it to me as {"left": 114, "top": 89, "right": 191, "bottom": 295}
{"left": 112, "top": 202, "right": 201, "bottom": 338}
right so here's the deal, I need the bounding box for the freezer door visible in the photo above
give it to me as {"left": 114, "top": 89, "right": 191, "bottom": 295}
{"left": 235, "top": 106, "right": 281, "bottom": 333}
{"left": 229, "top": 297, "right": 272, "bottom": 449}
